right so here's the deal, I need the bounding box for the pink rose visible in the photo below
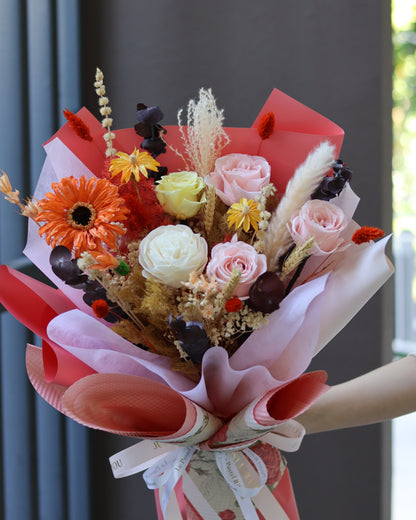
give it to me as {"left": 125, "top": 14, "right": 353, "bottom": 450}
{"left": 289, "top": 199, "right": 348, "bottom": 256}
{"left": 206, "top": 237, "right": 267, "bottom": 298}
{"left": 206, "top": 153, "right": 271, "bottom": 206}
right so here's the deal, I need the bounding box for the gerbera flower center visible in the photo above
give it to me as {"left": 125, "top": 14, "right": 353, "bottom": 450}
{"left": 67, "top": 201, "right": 97, "bottom": 230}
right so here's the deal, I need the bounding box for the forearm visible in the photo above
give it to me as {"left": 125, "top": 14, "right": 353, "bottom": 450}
{"left": 297, "top": 355, "right": 416, "bottom": 434}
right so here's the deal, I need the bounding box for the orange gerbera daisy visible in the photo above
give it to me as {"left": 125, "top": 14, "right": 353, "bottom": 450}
{"left": 109, "top": 148, "right": 160, "bottom": 183}
{"left": 36, "top": 176, "right": 129, "bottom": 256}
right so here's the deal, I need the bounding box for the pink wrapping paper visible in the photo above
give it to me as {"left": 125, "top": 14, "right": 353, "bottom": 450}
{"left": 26, "top": 344, "right": 68, "bottom": 413}
{"left": 61, "top": 373, "right": 223, "bottom": 443}
{"left": 0, "top": 266, "right": 96, "bottom": 386}
{"left": 204, "top": 371, "right": 327, "bottom": 450}
{"left": 0, "top": 265, "right": 75, "bottom": 336}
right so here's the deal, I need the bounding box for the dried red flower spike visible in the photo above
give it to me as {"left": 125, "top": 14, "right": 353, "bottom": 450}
{"left": 63, "top": 109, "right": 93, "bottom": 141}
{"left": 224, "top": 297, "right": 243, "bottom": 313}
{"left": 352, "top": 226, "right": 384, "bottom": 244}
{"left": 91, "top": 299, "right": 110, "bottom": 318}
{"left": 257, "top": 112, "right": 275, "bottom": 140}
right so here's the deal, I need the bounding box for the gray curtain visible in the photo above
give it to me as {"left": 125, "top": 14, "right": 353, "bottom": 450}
{"left": 0, "top": 1, "right": 90, "bottom": 519}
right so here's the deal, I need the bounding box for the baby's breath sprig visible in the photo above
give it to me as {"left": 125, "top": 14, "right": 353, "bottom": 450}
{"left": 94, "top": 68, "right": 116, "bottom": 158}
{"left": 219, "top": 305, "right": 269, "bottom": 356}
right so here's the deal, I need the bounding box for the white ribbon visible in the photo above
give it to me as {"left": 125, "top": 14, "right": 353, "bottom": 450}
{"left": 108, "top": 421, "right": 303, "bottom": 520}
{"left": 143, "top": 445, "right": 196, "bottom": 516}
{"left": 215, "top": 448, "right": 267, "bottom": 520}
{"left": 109, "top": 440, "right": 178, "bottom": 478}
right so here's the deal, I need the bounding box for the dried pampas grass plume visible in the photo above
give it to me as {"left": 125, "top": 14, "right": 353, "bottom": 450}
{"left": 178, "top": 88, "right": 230, "bottom": 177}
{"left": 264, "top": 141, "right": 336, "bottom": 271}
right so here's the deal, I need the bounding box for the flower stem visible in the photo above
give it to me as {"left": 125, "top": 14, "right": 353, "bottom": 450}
{"left": 133, "top": 179, "right": 142, "bottom": 203}
{"left": 285, "top": 256, "right": 309, "bottom": 295}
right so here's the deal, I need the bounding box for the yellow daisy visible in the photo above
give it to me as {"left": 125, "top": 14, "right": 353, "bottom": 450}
{"left": 109, "top": 148, "right": 160, "bottom": 183}
{"left": 227, "top": 198, "right": 262, "bottom": 233}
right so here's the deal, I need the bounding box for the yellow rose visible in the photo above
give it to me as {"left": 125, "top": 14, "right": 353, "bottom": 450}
{"left": 156, "top": 171, "right": 205, "bottom": 220}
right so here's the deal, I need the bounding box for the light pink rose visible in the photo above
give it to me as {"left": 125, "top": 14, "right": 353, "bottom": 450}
{"left": 289, "top": 199, "right": 348, "bottom": 256}
{"left": 206, "top": 153, "right": 271, "bottom": 206}
{"left": 206, "top": 237, "right": 267, "bottom": 298}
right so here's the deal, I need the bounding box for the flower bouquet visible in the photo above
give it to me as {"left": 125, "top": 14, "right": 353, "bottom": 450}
{"left": 0, "top": 69, "right": 393, "bottom": 520}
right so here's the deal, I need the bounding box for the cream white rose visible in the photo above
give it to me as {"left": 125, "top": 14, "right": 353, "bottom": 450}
{"left": 156, "top": 171, "right": 205, "bottom": 220}
{"left": 138, "top": 224, "right": 208, "bottom": 288}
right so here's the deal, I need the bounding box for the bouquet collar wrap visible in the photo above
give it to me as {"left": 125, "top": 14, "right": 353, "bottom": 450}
{"left": 0, "top": 86, "right": 394, "bottom": 520}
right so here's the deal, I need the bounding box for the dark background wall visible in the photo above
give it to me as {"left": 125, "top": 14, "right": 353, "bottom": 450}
{"left": 81, "top": 1, "right": 393, "bottom": 519}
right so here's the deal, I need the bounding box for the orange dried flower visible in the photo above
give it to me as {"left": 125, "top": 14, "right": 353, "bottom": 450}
{"left": 224, "top": 297, "right": 243, "bottom": 313}
{"left": 36, "top": 176, "right": 129, "bottom": 256}
{"left": 257, "top": 112, "right": 275, "bottom": 140}
{"left": 352, "top": 226, "right": 384, "bottom": 244}
{"left": 63, "top": 109, "right": 93, "bottom": 141}
{"left": 91, "top": 299, "right": 110, "bottom": 318}
{"left": 88, "top": 250, "right": 120, "bottom": 271}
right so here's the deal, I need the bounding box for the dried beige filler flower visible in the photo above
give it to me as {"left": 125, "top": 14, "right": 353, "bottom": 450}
{"left": 94, "top": 67, "right": 116, "bottom": 157}
{"left": 140, "top": 277, "right": 177, "bottom": 329}
{"left": 203, "top": 184, "right": 216, "bottom": 236}
{"left": 0, "top": 171, "right": 40, "bottom": 219}
{"left": 178, "top": 88, "right": 230, "bottom": 177}
{"left": 253, "top": 183, "right": 276, "bottom": 253}
{"left": 213, "top": 268, "right": 242, "bottom": 318}
{"left": 21, "top": 199, "right": 40, "bottom": 219}
{"left": 0, "top": 171, "right": 13, "bottom": 195}
{"left": 281, "top": 237, "right": 315, "bottom": 278}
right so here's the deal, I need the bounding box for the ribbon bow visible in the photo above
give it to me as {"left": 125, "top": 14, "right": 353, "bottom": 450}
{"left": 109, "top": 420, "right": 304, "bottom": 520}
